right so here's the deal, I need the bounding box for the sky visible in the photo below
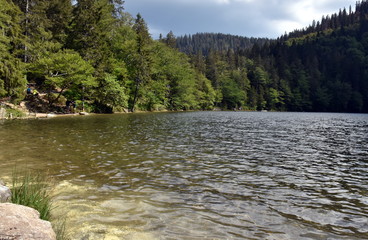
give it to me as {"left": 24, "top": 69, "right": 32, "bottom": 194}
{"left": 124, "top": 0, "right": 358, "bottom": 39}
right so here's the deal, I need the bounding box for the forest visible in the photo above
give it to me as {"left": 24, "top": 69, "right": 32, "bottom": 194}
{"left": 1, "top": 0, "right": 368, "bottom": 113}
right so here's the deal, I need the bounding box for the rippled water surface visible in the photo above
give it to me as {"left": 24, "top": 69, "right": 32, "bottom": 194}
{"left": 1, "top": 112, "right": 367, "bottom": 239}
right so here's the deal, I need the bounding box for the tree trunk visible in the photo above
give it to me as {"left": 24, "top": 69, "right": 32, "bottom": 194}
{"left": 49, "top": 88, "right": 65, "bottom": 107}
{"left": 24, "top": 0, "right": 29, "bottom": 63}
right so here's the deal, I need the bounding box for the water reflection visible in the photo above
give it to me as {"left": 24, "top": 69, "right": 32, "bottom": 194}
{"left": 0, "top": 112, "right": 367, "bottom": 239}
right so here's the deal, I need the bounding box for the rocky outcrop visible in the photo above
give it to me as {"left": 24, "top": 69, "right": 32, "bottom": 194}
{"left": 0, "top": 203, "right": 56, "bottom": 240}
{"left": 0, "top": 180, "right": 11, "bottom": 203}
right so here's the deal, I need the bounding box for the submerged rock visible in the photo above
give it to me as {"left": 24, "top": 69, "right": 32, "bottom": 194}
{"left": 0, "top": 203, "right": 56, "bottom": 240}
{"left": 0, "top": 181, "right": 11, "bottom": 203}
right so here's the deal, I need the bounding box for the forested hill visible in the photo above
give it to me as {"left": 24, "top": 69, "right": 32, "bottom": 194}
{"left": 281, "top": 1, "right": 368, "bottom": 41}
{"left": 0, "top": 0, "right": 219, "bottom": 113}
{"left": 176, "top": 33, "right": 269, "bottom": 55}
{"left": 178, "top": 1, "right": 368, "bottom": 113}
{"left": 249, "top": 0, "right": 368, "bottom": 113}
{"left": 1, "top": 0, "right": 367, "bottom": 113}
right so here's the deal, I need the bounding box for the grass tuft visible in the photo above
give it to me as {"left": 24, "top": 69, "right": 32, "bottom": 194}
{"left": 11, "top": 171, "right": 53, "bottom": 221}
{"left": 53, "top": 218, "right": 71, "bottom": 240}
{"left": 10, "top": 170, "right": 70, "bottom": 239}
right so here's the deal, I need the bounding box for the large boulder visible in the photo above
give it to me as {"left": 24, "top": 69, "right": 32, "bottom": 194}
{"left": 0, "top": 203, "right": 56, "bottom": 240}
{"left": 0, "top": 181, "right": 11, "bottom": 203}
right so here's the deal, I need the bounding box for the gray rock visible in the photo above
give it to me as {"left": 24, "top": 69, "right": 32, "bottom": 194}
{"left": 0, "top": 182, "right": 11, "bottom": 203}
{"left": 0, "top": 203, "right": 56, "bottom": 240}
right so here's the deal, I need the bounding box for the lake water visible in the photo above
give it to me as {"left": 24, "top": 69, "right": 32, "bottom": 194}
{"left": 0, "top": 112, "right": 367, "bottom": 239}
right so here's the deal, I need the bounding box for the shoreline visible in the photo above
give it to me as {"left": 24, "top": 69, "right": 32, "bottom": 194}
{"left": 1, "top": 101, "right": 290, "bottom": 121}
{"left": 1, "top": 112, "right": 92, "bottom": 120}
{"left": 0, "top": 101, "right": 94, "bottom": 120}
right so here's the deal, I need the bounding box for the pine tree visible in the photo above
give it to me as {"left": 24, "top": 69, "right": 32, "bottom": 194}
{"left": 0, "top": 0, "right": 26, "bottom": 101}
{"left": 130, "top": 13, "right": 152, "bottom": 112}
{"left": 165, "top": 31, "right": 176, "bottom": 48}
{"left": 67, "top": 0, "right": 116, "bottom": 68}
{"left": 12, "top": 0, "right": 72, "bottom": 63}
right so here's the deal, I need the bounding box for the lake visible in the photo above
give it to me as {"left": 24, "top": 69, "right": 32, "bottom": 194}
{"left": 0, "top": 112, "right": 367, "bottom": 239}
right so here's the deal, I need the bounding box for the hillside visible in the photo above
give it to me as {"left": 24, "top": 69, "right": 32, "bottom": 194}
{"left": 0, "top": 0, "right": 217, "bottom": 113}
{"left": 177, "top": 1, "right": 368, "bottom": 112}
{"left": 176, "top": 33, "right": 270, "bottom": 56}
{"left": 1, "top": 0, "right": 367, "bottom": 113}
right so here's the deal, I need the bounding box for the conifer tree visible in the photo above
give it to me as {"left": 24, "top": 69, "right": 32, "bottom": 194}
{"left": 130, "top": 13, "right": 152, "bottom": 112}
{"left": 0, "top": 0, "right": 26, "bottom": 101}
{"left": 67, "top": 0, "right": 116, "bottom": 68}
{"left": 165, "top": 31, "right": 176, "bottom": 48}
{"left": 12, "top": 0, "right": 72, "bottom": 63}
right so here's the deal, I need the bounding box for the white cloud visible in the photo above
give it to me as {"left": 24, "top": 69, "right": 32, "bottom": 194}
{"left": 215, "top": 0, "right": 254, "bottom": 4}
{"left": 216, "top": 0, "right": 230, "bottom": 4}
{"left": 271, "top": 19, "right": 304, "bottom": 35}
{"left": 124, "top": 0, "right": 358, "bottom": 38}
{"left": 290, "top": 1, "right": 328, "bottom": 24}
{"left": 280, "top": 0, "right": 356, "bottom": 33}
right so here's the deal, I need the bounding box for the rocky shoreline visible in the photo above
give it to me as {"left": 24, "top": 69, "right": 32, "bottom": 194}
{"left": 0, "top": 99, "right": 92, "bottom": 120}
{"left": 0, "top": 105, "right": 90, "bottom": 120}
{"left": 0, "top": 180, "right": 56, "bottom": 240}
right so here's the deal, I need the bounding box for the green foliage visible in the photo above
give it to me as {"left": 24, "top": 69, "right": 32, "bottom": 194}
{"left": 11, "top": 171, "right": 53, "bottom": 221}
{"left": 314, "top": 87, "right": 331, "bottom": 111}
{"left": 150, "top": 42, "right": 199, "bottom": 110}
{"left": 96, "top": 74, "right": 128, "bottom": 110}
{"left": 33, "top": 49, "right": 95, "bottom": 88}
{"left": 195, "top": 72, "right": 216, "bottom": 110}
{"left": 11, "top": 0, "right": 72, "bottom": 64}
{"left": 5, "top": 107, "right": 25, "bottom": 118}
{"left": 32, "top": 49, "right": 96, "bottom": 104}
{"left": 267, "top": 88, "right": 284, "bottom": 110}
{"left": 47, "top": 93, "right": 67, "bottom": 106}
{"left": 176, "top": 33, "right": 269, "bottom": 55}
{"left": 129, "top": 13, "right": 153, "bottom": 112}
{"left": 67, "top": 0, "right": 116, "bottom": 65}
{"left": 133, "top": 13, "right": 152, "bottom": 52}
{"left": 220, "top": 75, "right": 246, "bottom": 109}
{"left": 164, "top": 31, "right": 177, "bottom": 48}
{"left": 0, "top": 0, "right": 26, "bottom": 101}
{"left": 3, "top": 0, "right": 368, "bottom": 113}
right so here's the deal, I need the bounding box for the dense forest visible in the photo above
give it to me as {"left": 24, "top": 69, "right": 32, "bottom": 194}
{"left": 0, "top": 0, "right": 216, "bottom": 112}
{"left": 176, "top": 33, "right": 269, "bottom": 56}
{"left": 1, "top": 0, "right": 367, "bottom": 113}
{"left": 175, "top": 1, "right": 368, "bottom": 112}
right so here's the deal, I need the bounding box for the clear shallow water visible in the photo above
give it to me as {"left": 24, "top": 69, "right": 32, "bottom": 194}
{"left": 0, "top": 112, "right": 367, "bottom": 239}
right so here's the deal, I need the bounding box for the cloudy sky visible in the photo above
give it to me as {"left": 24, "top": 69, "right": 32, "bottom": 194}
{"left": 124, "top": 0, "right": 357, "bottom": 39}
